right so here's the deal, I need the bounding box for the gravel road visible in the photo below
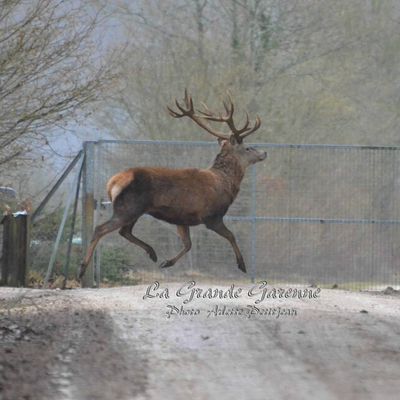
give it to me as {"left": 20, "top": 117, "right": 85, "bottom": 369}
{"left": 0, "top": 283, "right": 399, "bottom": 400}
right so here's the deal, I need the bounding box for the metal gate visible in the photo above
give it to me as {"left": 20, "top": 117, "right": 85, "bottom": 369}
{"left": 79, "top": 140, "right": 400, "bottom": 289}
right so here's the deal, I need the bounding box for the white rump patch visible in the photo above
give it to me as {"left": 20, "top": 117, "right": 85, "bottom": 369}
{"left": 110, "top": 185, "right": 122, "bottom": 202}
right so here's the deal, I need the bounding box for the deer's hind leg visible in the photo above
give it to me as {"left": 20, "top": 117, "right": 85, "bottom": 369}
{"left": 119, "top": 222, "right": 157, "bottom": 262}
{"left": 159, "top": 225, "right": 191, "bottom": 269}
{"left": 79, "top": 215, "right": 126, "bottom": 278}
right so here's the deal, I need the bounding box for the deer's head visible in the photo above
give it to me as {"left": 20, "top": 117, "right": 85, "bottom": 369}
{"left": 167, "top": 90, "right": 267, "bottom": 168}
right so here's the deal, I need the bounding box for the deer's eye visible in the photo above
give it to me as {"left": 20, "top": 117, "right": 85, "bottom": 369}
{"left": 246, "top": 147, "right": 250, "bottom": 151}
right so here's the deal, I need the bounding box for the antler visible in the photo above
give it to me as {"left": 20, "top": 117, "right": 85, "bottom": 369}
{"left": 167, "top": 89, "right": 261, "bottom": 143}
{"left": 167, "top": 90, "right": 231, "bottom": 141}
{"left": 198, "top": 94, "right": 261, "bottom": 142}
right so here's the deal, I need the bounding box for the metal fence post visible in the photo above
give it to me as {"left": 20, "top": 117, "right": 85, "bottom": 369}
{"left": 43, "top": 154, "right": 84, "bottom": 288}
{"left": 250, "top": 164, "right": 257, "bottom": 283}
{"left": 81, "top": 141, "right": 96, "bottom": 288}
{"left": 63, "top": 159, "right": 84, "bottom": 287}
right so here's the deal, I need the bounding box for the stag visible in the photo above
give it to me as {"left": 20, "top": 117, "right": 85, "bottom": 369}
{"left": 79, "top": 90, "right": 266, "bottom": 278}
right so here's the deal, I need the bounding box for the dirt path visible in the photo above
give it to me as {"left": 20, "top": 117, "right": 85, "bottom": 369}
{"left": 1, "top": 284, "right": 400, "bottom": 400}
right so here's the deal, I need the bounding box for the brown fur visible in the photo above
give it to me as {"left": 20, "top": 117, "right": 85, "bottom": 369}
{"left": 130, "top": 167, "right": 229, "bottom": 226}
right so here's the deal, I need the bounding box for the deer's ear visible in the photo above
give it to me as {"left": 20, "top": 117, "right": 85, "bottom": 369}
{"left": 218, "top": 138, "right": 228, "bottom": 147}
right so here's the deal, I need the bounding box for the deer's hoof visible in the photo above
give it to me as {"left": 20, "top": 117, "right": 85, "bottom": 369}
{"left": 238, "top": 261, "right": 247, "bottom": 273}
{"left": 159, "top": 260, "right": 173, "bottom": 269}
{"left": 147, "top": 249, "right": 158, "bottom": 262}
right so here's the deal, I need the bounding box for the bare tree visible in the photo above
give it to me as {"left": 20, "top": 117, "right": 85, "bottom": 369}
{"left": 92, "top": 0, "right": 400, "bottom": 147}
{"left": 0, "top": 0, "right": 117, "bottom": 172}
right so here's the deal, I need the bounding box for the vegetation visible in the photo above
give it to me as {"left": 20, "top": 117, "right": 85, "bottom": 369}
{"left": 0, "top": 0, "right": 117, "bottom": 179}
{"left": 3, "top": 1, "right": 400, "bottom": 286}
{"left": 93, "top": 0, "right": 400, "bottom": 148}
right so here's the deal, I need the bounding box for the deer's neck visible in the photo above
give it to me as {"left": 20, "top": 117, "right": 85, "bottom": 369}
{"left": 210, "top": 153, "right": 245, "bottom": 196}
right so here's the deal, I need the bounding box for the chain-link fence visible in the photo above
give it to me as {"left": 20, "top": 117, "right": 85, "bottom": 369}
{"left": 80, "top": 140, "right": 400, "bottom": 289}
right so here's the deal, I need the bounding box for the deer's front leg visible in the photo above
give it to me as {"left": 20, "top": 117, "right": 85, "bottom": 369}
{"left": 205, "top": 217, "right": 247, "bottom": 273}
{"left": 159, "top": 225, "right": 192, "bottom": 268}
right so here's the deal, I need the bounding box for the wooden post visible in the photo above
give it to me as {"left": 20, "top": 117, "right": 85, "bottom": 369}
{"left": 81, "top": 141, "right": 96, "bottom": 288}
{"left": 1, "top": 214, "right": 30, "bottom": 287}
{"left": 1, "top": 215, "right": 11, "bottom": 285}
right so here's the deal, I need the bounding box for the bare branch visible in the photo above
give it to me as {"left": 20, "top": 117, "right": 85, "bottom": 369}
{"left": 0, "top": 0, "right": 117, "bottom": 170}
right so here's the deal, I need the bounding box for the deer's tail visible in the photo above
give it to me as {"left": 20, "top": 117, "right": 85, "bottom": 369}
{"left": 106, "top": 169, "right": 135, "bottom": 202}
